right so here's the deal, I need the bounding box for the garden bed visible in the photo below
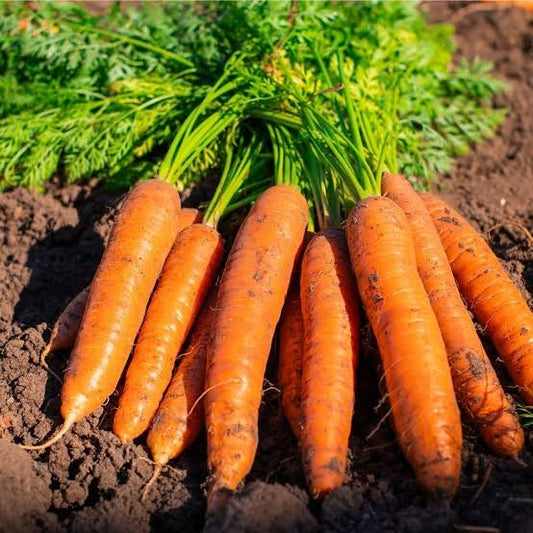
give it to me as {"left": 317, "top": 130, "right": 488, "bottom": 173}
{"left": 1, "top": 4, "right": 532, "bottom": 532}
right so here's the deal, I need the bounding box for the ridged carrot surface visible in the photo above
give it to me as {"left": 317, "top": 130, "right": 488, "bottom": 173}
{"left": 346, "top": 196, "right": 462, "bottom": 501}
{"left": 147, "top": 291, "right": 217, "bottom": 466}
{"left": 205, "top": 185, "right": 308, "bottom": 508}
{"left": 39, "top": 208, "right": 201, "bottom": 371}
{"left": 113, "top": 223, "right": 223, "bottom": 442}
{"left": 383, "top": 174, "right": 523, "bottom": 457}
{"left": 61, "top": 180, "right": 181, "bottom": 428}
{"left": 300, "top": 228, "right": 360, "bottom": 498}
{"left": 422, "top": 193, "right": 533, "bottom": 405}
{"left": 278, "top": 280, "right": 304, "bottom": 438}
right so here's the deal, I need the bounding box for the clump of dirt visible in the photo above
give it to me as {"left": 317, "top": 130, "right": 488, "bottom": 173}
{"left": 1, "top": 5, "right": 533, "bottom": 533}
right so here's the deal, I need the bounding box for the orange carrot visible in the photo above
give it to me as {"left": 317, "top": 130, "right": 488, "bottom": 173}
{"left": 113, "top": 223, "right": 223, "bottom": 442}
{"left": 422, "top": 193, "right": 533, "bottom": 405}
{"left": 40, "top": 286, "right": 89, "bottom": 371}
{"left": 383, "top": 174, "right": 523, "bottom": 457}
{"left": 299, "top": 228, "right": 360, "bottom": 497}
{"left": 346, "top": 196, "right": 462, "bottom": 501}
{"left": 278, "top": 280, "right": 304, "bottom": 438}
{"left": 205, "top": 185, "right": 308, "bottom": 510}
{"left": 143, "top": 291, "right": 218, "bottom": 495}
{"left": 39, "top": 207, "right": 201, "bottom": 372}
{"left": 22, "top": 180, "right": 181, "bottom": 449}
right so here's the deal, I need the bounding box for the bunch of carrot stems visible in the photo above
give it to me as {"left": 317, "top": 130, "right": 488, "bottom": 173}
{"left": 20, "top": 47, "right": 532, "bottom": 517}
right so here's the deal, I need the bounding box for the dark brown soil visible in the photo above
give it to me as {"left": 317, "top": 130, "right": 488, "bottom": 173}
{"left": 1, "top": 4, "right": 532, "bottom": 533}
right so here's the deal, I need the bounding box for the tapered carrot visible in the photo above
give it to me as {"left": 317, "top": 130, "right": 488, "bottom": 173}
{"left": 143, "top": 291, "right": 218, "bottom": 497}
{"left": 39, "top": 208, "right": 201, "bottom": 373}
{"left": 383, "top": 174, "right": 523, "bottom": 457}
{"left": 422, "top": 193, "right": 533, "bottom": 405}
{"left": 113, "top": 138, "right": 262, "bottom": 443}
{"left": 21, "top": 180, "right": 181, "bottom": 449}
{"left": 346, "top": 197, "right": 462, "bottom": 501}
{"left": 278, "top": 280, "right": 304, "bottom": 438}
{"left": 300, "top": 228, "right": 360, "bottom": 497}
{"left": 113, "top": 223, "right": 223, "bottom": 442}
{"left": 205, "top": 185, "right": 308, "bottom": 510}
{"left": 40, "top": 286, "right": 89, "bottom": 371}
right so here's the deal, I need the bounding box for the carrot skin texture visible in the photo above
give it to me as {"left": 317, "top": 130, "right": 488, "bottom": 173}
{"left": 422, "top": 193, "right": 533, "bottom": 405}
{"left": 61, "top": 180, "right": 181, "bottom": 425}
{"left": 346, "top": 196, "right": 462, "bottom": 501}
{"left": 300, "top": 229, "right": 360, "bottom": 497}
{"left": 42, "top": 207, "right": 201, "bottom": 365}
{"left": 205, "top": 185, "right": 308, "bottom": 502}
{"left": 41, "top": 286, "right": 89, "bottom": 364}
{"left": 147, "top": 291, "right": 217, "bottom": 465}
{"left": 383, "top": 174, "right": 523, "bottom": 457}
{"left": 113, "top": 224, "right": 224, "bottom": 442}
{"left": 278, "top": 281, "right": 305, "bottom": 438}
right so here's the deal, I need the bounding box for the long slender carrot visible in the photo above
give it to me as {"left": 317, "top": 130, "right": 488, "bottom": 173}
{"left": 346, "top": 196, "right": 462, "bottom": 501}
{"left": 143, "top": 291, "right": 218, "bottom": 497}
{"left": 113, "top": 223, "right": 223, "bottom": 442}
{"left": 39, "top": 208, "right": 201, "bottom": 372}
{"left": 205, "top": 185, "right": 308, "bottom": 510}
{"left": 422, "top": 193, "right": 533, "bottom": 405}
{"left": 40, "top": 286, "right": 89, "bottom": 371}
{"left": 21, "top": 180, "right": 181, "bottom": 449}
{"left": 299, "top": 228, "right": 360, "bottom": 498}
{"left": 278, "top": 280, "right": 304, "bottom": 438}
{"left": 383, "top": 174, "right": 523, "bottom": 457}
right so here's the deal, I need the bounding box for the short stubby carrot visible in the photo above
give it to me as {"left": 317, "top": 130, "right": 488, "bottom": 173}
{"left": 113, "top": 223, "right": 223, "bottom": 442}
{"left": 383, "top": 174, "right": 523, "bottom": 457}
{"left": 346, "top": 196, "right": 462, "bottom": 502}
{"left": 278, "top": 280, "right": 304, "bottom": 438}
{"left": 40, "top": 286, "right": 89, "bottom": 371}
{"left": 422, "top": 193, "right": 533, "bottom": 405}
{"left": 39, "top": 207, "right": 201, "bottom": 374}
{"left": 300, "top": 228, "right": 360, "bottom": 498}
{"left": 21, "top": 180, "right": 181, "bottom": 449}
{"left": 147, "top": 290, "right": 217, "bottom": 467}
{"left": 205, "top": 185, "right": 308, "bottom": 510}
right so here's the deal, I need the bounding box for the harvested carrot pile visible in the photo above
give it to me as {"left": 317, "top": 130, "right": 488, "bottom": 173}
{"left": 1, "top": 2, "right": 532, "bottom": 532}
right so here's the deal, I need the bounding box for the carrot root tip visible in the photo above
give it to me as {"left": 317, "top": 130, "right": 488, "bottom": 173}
{"left": 206, "top": 487, "right": 233, "bottom": 516}
{"left": 19, "top": 420, "right": 73, "bottom": 451}
{"left": 141, "top": 464, "right": 162, "bottom": 502}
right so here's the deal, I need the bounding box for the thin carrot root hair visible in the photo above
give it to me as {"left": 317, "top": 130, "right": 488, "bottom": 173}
{"left": 141, "top": 464, "right": 163, "bottom": 502}
{"left": 188, "top": 378, "right": 243, "bottom": 418}
{"left": 19, "top": 418, "right": 73, "bottom": 450}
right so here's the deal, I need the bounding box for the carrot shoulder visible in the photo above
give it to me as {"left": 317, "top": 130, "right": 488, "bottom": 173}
{"left": 113, "top": 223, "right": 223, "bottom": 442}
{"left": 422, "top": 193, "right": 533, "bottom": 405}
{"left": 61, "top": 180, "right": 181, "bottom": 429}
{"left": 40, "top": 207, "right": 201, "bottom": 371}
{"left": 299, "top": 228, "right": 360, "bottom": 498}
{"left": 383, "top": 174, "right": 523, "bottom": 457}
{"left": 205, "top": 185, "right": 308, "bottom": 509}
{"left": 346, "top": 196, "right": 462, "bottom": 501}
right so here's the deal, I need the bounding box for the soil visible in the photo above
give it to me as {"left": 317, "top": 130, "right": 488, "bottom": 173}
{"left": 1, "top": 4, "right": 532, "bottom": 533}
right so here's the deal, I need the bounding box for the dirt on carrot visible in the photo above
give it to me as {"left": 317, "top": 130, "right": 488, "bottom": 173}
{"left": 1, "top": 5, "right": 533, "bottom": 531}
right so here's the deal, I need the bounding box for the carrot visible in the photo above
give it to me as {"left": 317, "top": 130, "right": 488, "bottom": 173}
{"left": 346, "top": 196, "right": 462, "bottom": 501}
{"left": 143, "top": 291, "right": 218, "bottom": 497}
{"left": 205, "top": 185, "right": 308, "bottom": 510}
{"left": 278, "top": 280, "right": 304, "bottom": 438}
{"left": 299, "top": 228, "right": 360, "bottom": 497}
{"left": 383, "top": 174, "right": 523, "bottom": 457}
{"left": 38, "top": 208, "right": 201, "bottom": 373}
{"left": 22, "top": 180, "right": 181, "bottom": 449}
{"left": 40, "top": 286, "right": 89, "bottom": 372}
{"left": 113, "top": 223, "right": 223, "bottom": 442}
{"left": 422, "top": 193, "right": 533, "bottom": 406}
